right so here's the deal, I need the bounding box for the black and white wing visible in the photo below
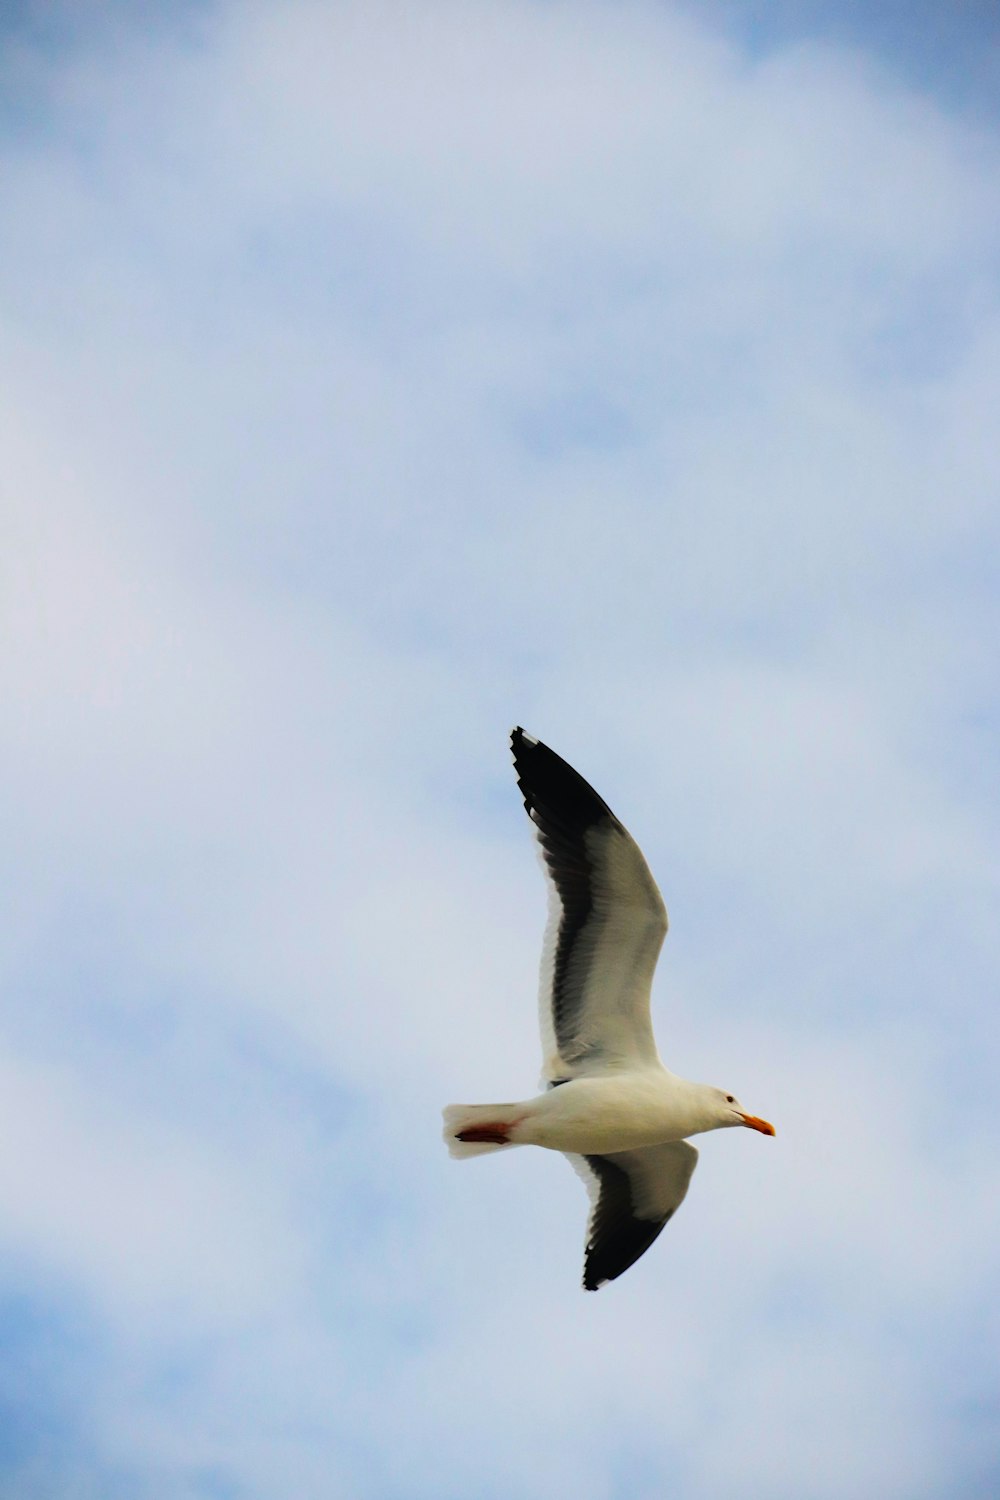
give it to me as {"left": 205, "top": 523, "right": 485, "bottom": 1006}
{"left": 568, "top": 1142, "right": 699, "bottom": 1290}
{"left": 510, "top": 727, "right": 668, "bottom": 1081}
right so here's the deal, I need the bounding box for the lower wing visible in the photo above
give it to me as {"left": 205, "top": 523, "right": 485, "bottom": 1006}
{"left": 566, "top": 1140, "right": 699, "bottom": 1290}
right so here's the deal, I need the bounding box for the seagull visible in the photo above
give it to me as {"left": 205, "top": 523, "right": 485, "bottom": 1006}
{"left": 443, "top": 727, "right": 775, "bottom": 1291}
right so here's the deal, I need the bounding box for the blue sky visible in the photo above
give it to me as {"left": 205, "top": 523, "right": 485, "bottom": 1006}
{"left": 1, "top": 2, "right": 999, "bottom": 1495}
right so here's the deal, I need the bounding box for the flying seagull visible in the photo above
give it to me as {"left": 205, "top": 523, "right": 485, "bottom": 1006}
{"left": 443, "top": 727, "right": 775, "bottom": 1291}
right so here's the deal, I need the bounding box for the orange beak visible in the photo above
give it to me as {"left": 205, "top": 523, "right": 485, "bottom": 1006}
{"left": 739, "top": 1113, "right": 776, "bottom": 1136}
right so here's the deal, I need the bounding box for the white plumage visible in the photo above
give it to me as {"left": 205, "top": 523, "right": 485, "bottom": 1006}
{"left": 443, "top": 728, "right": 774, "bottom": 1290}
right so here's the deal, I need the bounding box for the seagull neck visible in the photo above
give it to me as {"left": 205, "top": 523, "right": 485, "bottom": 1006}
{"left": 659, "top": 1073, "right": 724, "bottom": 1135}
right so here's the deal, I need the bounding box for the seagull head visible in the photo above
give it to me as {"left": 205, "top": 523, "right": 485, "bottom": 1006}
{"left": 709, "top": 1086, "right": 775, "bottom": 1136}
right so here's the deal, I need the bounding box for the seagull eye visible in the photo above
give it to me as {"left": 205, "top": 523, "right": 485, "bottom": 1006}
{"left": 725, "top": 1095, "right": 734, "bottom": 1103}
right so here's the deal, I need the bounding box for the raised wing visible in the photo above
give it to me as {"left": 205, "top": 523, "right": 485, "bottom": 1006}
{"left": 567, "top": 1141, "right": 699, "bottom": 1290}
{"left": 510, "top": 727, "right": 668, "bottom": 1080}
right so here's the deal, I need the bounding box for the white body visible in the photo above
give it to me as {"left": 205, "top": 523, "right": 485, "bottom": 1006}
{"left": 447, "top": 1069, "right": 727, "bottom": 1156}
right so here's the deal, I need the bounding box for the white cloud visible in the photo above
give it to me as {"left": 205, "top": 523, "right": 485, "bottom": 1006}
{"left": 0, "top": 1, "right": 998, "bottom": 1496}
{"left": 0, "top": 1054, "right": 304, "bottom": 1326}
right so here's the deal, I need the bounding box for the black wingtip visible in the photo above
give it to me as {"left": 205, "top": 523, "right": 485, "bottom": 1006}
{"left": 582, "top": 1222, "right": 666, "bottom": 1291}
{"left": 509, "top": 727, "right": 617, "bottom": 831}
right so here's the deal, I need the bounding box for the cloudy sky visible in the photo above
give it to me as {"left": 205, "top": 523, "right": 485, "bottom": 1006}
{"left": 2, "top": 1, "right": 999, "bottom": 1495}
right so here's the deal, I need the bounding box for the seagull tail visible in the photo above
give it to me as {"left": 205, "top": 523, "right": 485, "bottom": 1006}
{"left": 442, "top": 1103, "right": 523, "bottom": 1158}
